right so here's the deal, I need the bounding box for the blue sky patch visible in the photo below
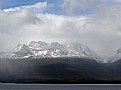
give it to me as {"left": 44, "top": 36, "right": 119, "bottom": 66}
{"left": 0, "top": 0, "right": 61, "bottom": 9}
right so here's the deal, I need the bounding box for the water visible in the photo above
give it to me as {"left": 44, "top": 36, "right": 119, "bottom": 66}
{"left": 0, "top": 84, "right": 121, "bottom": 90}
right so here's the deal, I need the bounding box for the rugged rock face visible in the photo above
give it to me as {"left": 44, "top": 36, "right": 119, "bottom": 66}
{"left": 0, "top": 41, "right": 103, "bottom": 63}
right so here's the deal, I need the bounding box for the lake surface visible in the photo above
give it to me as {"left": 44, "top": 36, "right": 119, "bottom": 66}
{"left": 0, "top": 84, "right": 121, "bottom": 90}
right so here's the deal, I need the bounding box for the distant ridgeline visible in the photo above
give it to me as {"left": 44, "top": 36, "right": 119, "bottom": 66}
{"left": 0, "top": 41, "right": 121, "bottom": 83}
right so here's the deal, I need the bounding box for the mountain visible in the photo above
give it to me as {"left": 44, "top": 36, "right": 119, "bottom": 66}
{"left": 0, "top": 52, "right": 10, "bottom": 58}
{"left": 0, "top": 58, "right": 120, "bottom": 83}
{"left": 0, "top": 41, "right": 103, "bottom": 63}
{"left": 106, "top": 48, "right": 121, "bottom": 63}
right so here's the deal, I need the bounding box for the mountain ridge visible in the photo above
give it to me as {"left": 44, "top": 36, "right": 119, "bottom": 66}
{"left": 0, "top": 41, "right": 103, "bottom": 63}
{"left": 1, "top": 40, "right": 121, "bottom": 63}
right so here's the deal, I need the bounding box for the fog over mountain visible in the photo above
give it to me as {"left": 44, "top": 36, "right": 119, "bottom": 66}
{"left": 1, "top": 0, "right": 121, "bottom": 57}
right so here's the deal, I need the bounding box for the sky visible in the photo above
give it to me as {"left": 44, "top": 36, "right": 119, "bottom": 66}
{"left": 0, "top": 0, "right": 59, "bottom": 8}
{"left": 0, "top": 0, "right": 121, "bottom": 57}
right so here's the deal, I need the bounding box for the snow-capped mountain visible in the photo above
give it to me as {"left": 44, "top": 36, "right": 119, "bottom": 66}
{"left": 0, "top": 41, "right": 103, "bottom": 63}
{"left": 106, "top": 48, "right": 121, "bottom": 63}
{"left": 0, "top": 52, "right": 9, "bottom": 58}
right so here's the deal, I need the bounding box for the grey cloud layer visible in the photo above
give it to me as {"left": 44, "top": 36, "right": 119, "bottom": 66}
{"left": 60, "top": 0, "right": 121, "bottom": 56}
{"left": 1, "top": 1, "right": 121, "bottom": 57}
{"left": 60, "top": 0, "right": 112, "bottom": 15}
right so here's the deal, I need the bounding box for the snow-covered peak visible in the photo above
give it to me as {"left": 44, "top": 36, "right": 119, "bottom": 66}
{"left": 106, "top": 48, "right": 121, "bottom": 63}
{"left": 50, "top": 42, "right": 65, "bottom": 50}
{"left": 13, "top": 44, "right": 23, "bottom": 52}
{"left": 117, "top": 48, "right": 121, "bottom": 54}
{"left": 1, "top": 41, "right": 103, "bottom": 63}
{"left": 67, "top": 43, "right": 87, "bottom": 51}
{"left": 66, "top": 43, "right": 102, "bottom": 62}
{"left": 25, "top": 41, "right": 48, "bottom": 49}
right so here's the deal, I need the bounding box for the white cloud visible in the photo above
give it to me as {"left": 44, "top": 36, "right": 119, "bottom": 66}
{"left": 1, "top": 1, "right": 121, "bottom": 57}
{"left": 0, "top": 2, "right": 45, "bottom": 51}
{"left": 0, "top": 9, "right": 88, "bottom": 52}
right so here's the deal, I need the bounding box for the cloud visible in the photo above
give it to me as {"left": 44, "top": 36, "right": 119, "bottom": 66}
{"left": 60, "top": 0, "right": 102, "bottom": 15}
{"left": 0, "top": 2, "right": 45, "bottom": 51}
{"left": 60, "top": 0, "right": 121, "bottom": 15}
{"left": 0, "top": 7, "right": 88, "bottom": 52}
{"left": 88, "top": 3, "right": 121, "bottom": 56}
{"left": 13, "top": 14, "right": 87, "bottom": 44}
{"left": 1, "top": 1, "right": 121, "bottom": 57}
{"left": 59, "top": 0, "right": 121, "bottom": 56}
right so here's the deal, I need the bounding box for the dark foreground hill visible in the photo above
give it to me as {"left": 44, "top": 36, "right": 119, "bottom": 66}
{"left": 0, "top": 58, "right": 121, "bottom": 84}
